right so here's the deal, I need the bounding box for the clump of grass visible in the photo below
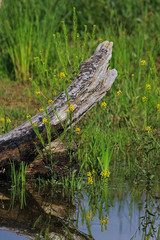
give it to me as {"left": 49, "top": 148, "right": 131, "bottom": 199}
{"left": 10, "top": 161, "right": 27, "bottom": 209}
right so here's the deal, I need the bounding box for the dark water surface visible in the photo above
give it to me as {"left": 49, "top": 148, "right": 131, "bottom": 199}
{"left": 0, "top": 179, "right": 160, "bottom": 240}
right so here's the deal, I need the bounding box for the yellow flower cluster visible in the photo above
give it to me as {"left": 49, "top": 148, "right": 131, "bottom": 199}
{"left": 7, "top": 118, "right": 11, "bottom": 123}
{"left": 75, "top": 127, "right": 80, "bottom": 134}
{"left": 42, "top": 118, "right": 48, "bottom": 123}
{"left": 0, "top": 118, "right": 11, "bottom": 123}
{"left": 39, "top": 108, "right": 44, "bottom": 112}
{"left": 69, "top": 105, "right": 74, "bottom": 112}
{"left": 35, "top": 91, "right": 41, "bottom": 95}
{"left": 142, "top": 96, "right": 147, "bottom": 102}
{"left": 33, "top": 123, "right": 37, "bottom": 127}
{"left": 101, "top": 101, "right": 107, "bottom": 110}
{"left": 87, "top": 172, "right": 93, "bottom": 184}
{"left": 100, "top": 217, "right": 109, "bottom": 225}
{"left": 100, "top": 170, "right": 110, "bottom": 178}
{"left": 65, "top": 105, "right": 75, "bottom": 113}
{"left": 131, "top": 74, "right": 134, "bottom": 77}
{"left": 87, "top": 170, "right": 96, "bottom": 184}
{"left": 157, "top": 104, "right": 160, "bottom": 112}
{"left": 60, "top": 72, "right": 66, "bottom": 79}
{"left": 117, "top": 90, "right": 122, "bottom": 96}
{"left": 0, "top": 117, "right": 4, "bottom": 122}
{"left": 146, "top": 84, "right": 151, "bottom": 90}
{"left": 146, "top": 126, "right": 152, "bottom": 133}
{"left": 86, "top": 211, "right": 93, "bottom": 220}
{"left": 48, "top": 99, "right": 53, "bottom": 104}
{"left": 141, "top": 60, "right": 146, "bottom": 66}
{"left": 88, "top": 176, "right": 93, "bottom": 184}
{"left": 27, "top": 115, "right": 31, "bottom": 119}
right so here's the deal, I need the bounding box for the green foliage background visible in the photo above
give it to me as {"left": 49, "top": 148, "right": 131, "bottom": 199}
{"left": 0, "top": 0, "right": 160, "bottom": 179}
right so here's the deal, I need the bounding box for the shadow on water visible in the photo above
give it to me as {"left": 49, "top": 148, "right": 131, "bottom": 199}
{"left": 0, "top": 177, "right": 160, "bottom": 240}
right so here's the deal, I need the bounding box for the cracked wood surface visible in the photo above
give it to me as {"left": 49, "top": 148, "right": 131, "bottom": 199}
{"left": 0, "top": 41, "right": 117, "bottom": 167}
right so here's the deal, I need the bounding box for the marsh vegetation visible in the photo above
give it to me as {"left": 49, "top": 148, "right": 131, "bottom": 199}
{"left": 0, "top": 0, "right": 160, "bottom": 239}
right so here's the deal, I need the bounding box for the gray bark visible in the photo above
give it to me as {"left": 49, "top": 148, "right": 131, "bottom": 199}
{"left": 0, "top": 41, "right": 117, "bottom": 167}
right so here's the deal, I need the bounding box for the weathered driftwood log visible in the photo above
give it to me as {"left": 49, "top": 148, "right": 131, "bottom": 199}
{"left": 0, "top": 41, "right": 117, "bottom": 167}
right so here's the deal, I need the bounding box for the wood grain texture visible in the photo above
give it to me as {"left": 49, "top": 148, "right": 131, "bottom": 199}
{"left": 0, "top": 41, "right": 117, "bottom": 167}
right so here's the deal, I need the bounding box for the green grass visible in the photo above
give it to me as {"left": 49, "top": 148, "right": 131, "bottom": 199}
{"left": 0, "top": 0, "right": 160, "bottom": 181}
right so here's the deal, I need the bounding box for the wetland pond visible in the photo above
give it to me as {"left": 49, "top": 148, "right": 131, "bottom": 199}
{"left": 0, "top": 177, "right": 160, "bottom": 240}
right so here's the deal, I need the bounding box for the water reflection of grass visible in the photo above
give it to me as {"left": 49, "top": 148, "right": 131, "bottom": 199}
{"left": 70, "top": 177, "right": 160, "bottom": 239}
{"left": 5, "top": 172, "right": 160, "bottom": 239}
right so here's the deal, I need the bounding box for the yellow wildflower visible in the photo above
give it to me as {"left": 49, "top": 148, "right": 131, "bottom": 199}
{"left": 142, "top": 96, "right": 147, "bottom": 102}
{"left": 7, "top": 118, "right": 11, "bottom": 123}
{"left": 146, "top": 84, "right": 151, "bottom": 90}
{"left": 65, "top": 105, "right": 75, "bottom": 113}
{"left": 131, "top": 74, "right": 134, "bottom": 77}
{"left": 60, "top": 72, "right": 66, "bottom": 79}
{"left": 117, "top": 90, "right": 122, "bottom": 96}
{"left": 88, "top": 176, "right": 93, "bottom": 184}
{"left": 42, "top": 118, "right": 48, "bottom": 123}
{"left": 35, "top": 91, "right": 41, "bottom": 95}
{"left": 100, "top": 217, "right": 109, "bottom": 225}
{"left": 157, "top": 104, "right": 160, "bottom": 112}
{"left": 53, "top": 34, "right": 56, "bottom": 39}
{"left": 101, "top": 170, "right": 110, "bottom": 178}
{"left": 33, "top": 123, "right": 37, "bottom": 127}
{"left": 75, "top": 127, "right": 80, "bottom": 134}
{"left": 39, "top": 108, "right": 44, "bottom": 112}
{"left": 86, "top": 211, "right": 92, "bottom": 220}
{"left": 0, "top": 117, "right": 4, "bottom": 122}
{"left": 27, "top": 115, "right": 31, "bottom": 119}
{"left": 44, "top": 69, "right": 48, "bottom": 72}
{"left": 48, "top": 99, "right": 53, "bottom": 104}
{"left": 87, "top": 172, "right": 92, "bottom": 177}
{"left": 140, "top": 60, "right": 146, "bottom": 66}
{"left": 146, "top": 126, "right": 152, "bottom": 133}
{"left": 69, "top": 105, "right": 74, "bottom": 112}
{"left": 101, "top": 101, "right": 107, "bottom": 110}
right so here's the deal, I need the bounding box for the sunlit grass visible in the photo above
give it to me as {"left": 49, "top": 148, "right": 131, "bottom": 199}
{"left": 0, "top": 1, "right": 160, "bottom": 182}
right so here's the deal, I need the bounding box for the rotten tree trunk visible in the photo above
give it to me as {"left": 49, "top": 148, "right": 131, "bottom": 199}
{"left": 0, "top": 41, "right": 117, "bottom": 167}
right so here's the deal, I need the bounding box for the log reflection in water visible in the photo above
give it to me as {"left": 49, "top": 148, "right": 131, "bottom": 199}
{"left": 0, "top": 183, "right": 93, "bottom": 240}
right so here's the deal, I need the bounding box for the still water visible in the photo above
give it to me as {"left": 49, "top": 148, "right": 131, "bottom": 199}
{"left": 0, "top": 179, "right": 159, "bottom": 240}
